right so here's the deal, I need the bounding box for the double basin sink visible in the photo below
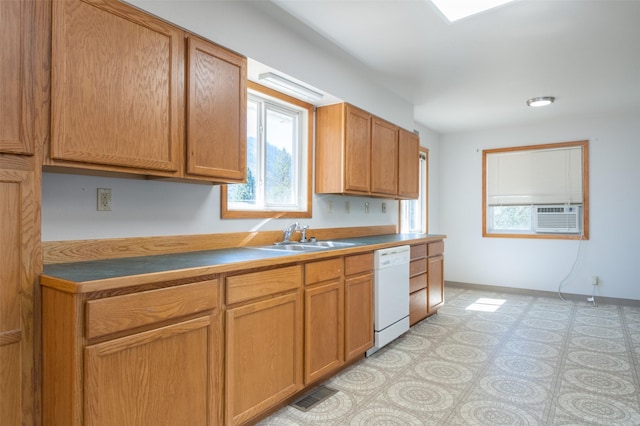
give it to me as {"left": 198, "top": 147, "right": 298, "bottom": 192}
{"left": 255, "top": 240, "right": 358, "bottom": 252}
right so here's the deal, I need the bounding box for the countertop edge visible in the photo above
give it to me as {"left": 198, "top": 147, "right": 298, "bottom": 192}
{"left": 41, "top": 234, "right": 446, "bottom": 294}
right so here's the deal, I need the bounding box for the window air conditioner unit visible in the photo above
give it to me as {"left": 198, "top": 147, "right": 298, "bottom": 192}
{"left": 534, "top": 205, "right": 580, "bottom": 234}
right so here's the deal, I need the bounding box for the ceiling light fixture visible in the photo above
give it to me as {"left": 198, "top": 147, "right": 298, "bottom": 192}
{"left": 430, "top": 0, "right": 516, "bottom": 22}
{"left": 527, "top": 96, "right": 555, "bottom": 107}
{"left": 258, "top": 72, "right": 324, "bottom": 101}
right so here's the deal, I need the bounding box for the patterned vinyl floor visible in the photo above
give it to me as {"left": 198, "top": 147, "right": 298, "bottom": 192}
{"left": 258, "top": 285, "right": 640, "bottom": 425}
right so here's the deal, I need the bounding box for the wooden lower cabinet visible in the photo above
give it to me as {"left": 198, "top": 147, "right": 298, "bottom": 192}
{"left": 304, "top": 254, "right": 374, "bottom": 377}
{"left": 304, "top": 258, "right": 345, "bottom": 384}
{"left": 42, "top": 278, "right": 220, "bottom": 426}
{"left": 427, "top": 240, "right": 445, "bottom": 312}
{"left": 409, "top": 288, "right": 428, "bottom": 325}
{"left": 304, "top": 281, "right": 344, "bottom": 383}
{"left": 344, "top": 253, "right": 374, "bottom": 360}
{"left": 41, "top": 242, "right": 433, "bottom": 425}
{"left": 225, "top": 266, "right": 304, "bottom": 426}
{"left": 409, "top": 244, "right": 428, "bottom": 325}
{"left": 428, "top": 254, "right": 445, "bottom": 311}
{"left": 409, "top": 241, "right": 445, "bottom": 325}
{"left": 84, "top": 316, "right": 215, "bottom": 425}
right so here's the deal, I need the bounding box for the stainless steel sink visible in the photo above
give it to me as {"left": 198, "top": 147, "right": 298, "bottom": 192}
{"left": 301, "top": 241, "right": 357, "bottom": 248}
{"left": 253, "top": 240, "right": 358, "bottom": 252}
{"left": 253, "top": 244, "right": 328, "bottom": 252}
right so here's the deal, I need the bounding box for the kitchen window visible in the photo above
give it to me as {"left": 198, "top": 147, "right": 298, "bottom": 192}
{"left": 221, "top": 82, "right": 312, "bottom": 218}
{"left": 400, "top": 148, "right": 428, "bottom": 233}
{"left": 483, "top": 140, "right": 589, "bottom": 239}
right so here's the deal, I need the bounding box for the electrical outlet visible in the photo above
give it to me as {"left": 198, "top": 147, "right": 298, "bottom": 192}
{"left": 365, "top": 202, "right": 369, "bottom": 214}
{"left": 381, "top": 202, "right": 387, "bottom": 213}
{"left": 327, "top": 200, "right": 333, "bottom": 214}
{"left": 97, "top": 188, "right": 112, "bottom": 211}
{"left": 591, "top": 275, "right": 598, "bottom": 286}
{"left": 345, "top": 201, "right": 350, "bottom": 214}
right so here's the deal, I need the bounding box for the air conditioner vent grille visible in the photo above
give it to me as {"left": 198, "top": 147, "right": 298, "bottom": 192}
{"left": 538, "top": 207, "right": 565, "bottom": 213}
{"left": 534, "top": 205, "right": 580, "bottom": 234}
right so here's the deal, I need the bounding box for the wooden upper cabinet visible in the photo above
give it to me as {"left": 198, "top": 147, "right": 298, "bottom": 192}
{"left": 48, "top": 0, "right": 248, "bottom": 183}
{"left": 316, "top": 102, "right": 419, "bottom": 199}
{"left": 316, "top": 103, "right": 371, "bottom": 195}
{"left": 50, "top": 0, "right": 184, "bottom": 175}
{"left": 344, "top": 105, "right": 372, "bottom": 193}
{"left": 398, "top": 129, "right": 419, "bottom": 199}
{"left": 0, "top": 0, "right": 34, "bottom": 155}
{"left": 371, "top": 118, "right": 398, "bottom": 195}
{"left": 186, "top": 35, "right": 246, "bottom": 182}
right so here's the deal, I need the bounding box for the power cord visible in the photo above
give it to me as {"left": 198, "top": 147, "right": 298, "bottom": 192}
{"left": 557, "top": 230, "right": 584, "bottom": 303}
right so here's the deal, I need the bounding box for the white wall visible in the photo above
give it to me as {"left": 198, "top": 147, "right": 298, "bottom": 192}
{"left": 42, "top": 173, "right": 397, "bottom": 240}
{"left": 41, "top": 0, "right": 426, "bottom": 241}
{"left": 126, "top": 0, "right": 414, "bottom": 130}
{"left": 439, "top": 109, "right": 640, "bottom": 301}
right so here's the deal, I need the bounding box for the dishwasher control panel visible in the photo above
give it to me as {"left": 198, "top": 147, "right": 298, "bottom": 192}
{"left": 374, "top": 245, "right": 410, "bottom": 269}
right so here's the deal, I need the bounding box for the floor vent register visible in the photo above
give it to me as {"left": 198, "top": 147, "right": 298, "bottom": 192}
{"left": 290, "top": 385, "right": 338, "bottom": 412}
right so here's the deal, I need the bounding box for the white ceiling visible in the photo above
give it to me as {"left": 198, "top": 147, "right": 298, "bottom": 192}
{"left": 267, "top": 0, "right": 640, "bottom": 134}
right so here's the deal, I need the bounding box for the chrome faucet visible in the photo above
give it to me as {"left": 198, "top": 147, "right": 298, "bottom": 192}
{"left": 299, "top": 225, "right": 310, "bottom": 243}
{"left": 281, "top": 222, "right": 299, "bottom": 243}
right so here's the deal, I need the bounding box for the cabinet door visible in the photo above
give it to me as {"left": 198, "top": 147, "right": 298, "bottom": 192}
{"left": 305, "top": 280, "right": 344, "bottom": 384}
{"left": 0, "top": 168, "right": 37, "bottom": 425}
{"left": 428, "top": 255, "right": 444, "bottom": 312}
{"left": 344, "top": 105, "right": 371, "bottom": 193}
{"left": 371, "top": 118, "right": 398, "bottom": 195}
{"left": 0, "top": 0, "right": 32, "bottom": 155}
{"left": 345, "top": 273, "right": 374, "bottom": 360}
{"left": 51, "top": 0, "right": 183, "bottom": 174}
{"left": 84, "top": 315, "right": 215, "bottom": 426}
{"left": 226, "top": 292, "right": 303, "bottom": 425}
{"left": 186, "top": 35, "right": 246, "bottom": 182}
{"left": 410, "top": 288, "right": 428, "bottom": 326}
{"left": 398, "top": 129, "right": 419, "bottom": 199}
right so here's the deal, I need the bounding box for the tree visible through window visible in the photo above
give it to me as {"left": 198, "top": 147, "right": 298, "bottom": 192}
{"left": 222, "top": 83, "right": 312, "bottom": 218}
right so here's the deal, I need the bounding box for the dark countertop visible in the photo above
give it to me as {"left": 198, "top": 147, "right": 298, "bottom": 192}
{"left": 42, "top": 233, "right": 445, "bottom": 293}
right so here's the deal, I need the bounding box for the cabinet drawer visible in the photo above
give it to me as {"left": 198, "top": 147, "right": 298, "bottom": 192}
{"left": 410, "top": 273, "right": 427, "bottom": 293}
{"left": 345, "top": 252, "right": 373, "bottom": 276}
{"left": 428, "top": 241, "right": 444, "bottom": 256}
{"left": 410, "top": 244, "right": 427, "bottom": 260}
{"left": 85, "top": 279, "right": 218, "bottom": 340}
{"left": 410, "top": 258, "right": 427, "bottom": 277}
{"left": 305, "top": 258, "right": 344, "bottom": 285}
{"left": 227, "top": 265, "right": 302, "bottom": 305}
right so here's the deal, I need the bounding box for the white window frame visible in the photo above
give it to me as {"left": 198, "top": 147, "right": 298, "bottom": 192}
{"left": 221, "top": 82, "right": 312, "bottom": 219}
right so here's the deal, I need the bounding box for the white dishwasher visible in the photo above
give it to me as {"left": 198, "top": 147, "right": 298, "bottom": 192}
{"left": 366, "top": 245, "right": 410, "bottom": 356}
